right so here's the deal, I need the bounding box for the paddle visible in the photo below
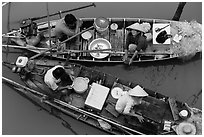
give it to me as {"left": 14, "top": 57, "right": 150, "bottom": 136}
{"left": 56, "top": 50, "right": 173, "bottom": 55}
{"left": 29, "top": 25, "right": 94, "bottom": 60}
{"left": 55, "top": 48, "right": 113, "bottom": 54}
{"left": 28, "top": 3, "right": 96, "bottom": 21}
{"left": 46, "top": 3, "right": 52, "bottom": 48}
{"left": 2, "top": 44, "right": 46, "bottom": 51}
{"left": 155, "top": 24, "right": 170, "bottom": 33}
{"left": 54, "top": 99, "right": 145, "bottom": 135}
{"left": 5, "top": 2, "right": 11, "bottom": 62}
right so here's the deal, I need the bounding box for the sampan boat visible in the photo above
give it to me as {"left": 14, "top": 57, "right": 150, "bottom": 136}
{"left": 2, "top": 56, "right": 202, "bottom": 135}
{"left": 3, "top": 15, "right": 202, "bottom": 63}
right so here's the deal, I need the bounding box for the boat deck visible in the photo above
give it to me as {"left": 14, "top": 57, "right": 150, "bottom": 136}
{"left": 38, "top": 18, "right": 175, "bottom": 62}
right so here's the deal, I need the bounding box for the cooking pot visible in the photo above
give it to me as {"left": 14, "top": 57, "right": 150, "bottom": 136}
{"left": 88, "top": 38, "right": 112, "bottom": 59}
{"left": 71, "top": 77, "right": 89, "bottom": 94}
{"left": 94, "top": 17, "right": 109, "bottom": 33}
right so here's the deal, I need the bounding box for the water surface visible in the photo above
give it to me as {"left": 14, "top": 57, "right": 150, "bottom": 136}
{"left": 2, "top": 2, "right": 202, "bottom": 135}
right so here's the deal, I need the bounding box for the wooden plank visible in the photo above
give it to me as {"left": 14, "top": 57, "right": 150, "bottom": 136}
{"left": 168, "top": 98, "right": 180, "bottom": 121}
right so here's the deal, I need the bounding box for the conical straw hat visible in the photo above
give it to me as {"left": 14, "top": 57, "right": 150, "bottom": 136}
{"left": 176, "top": 122, "right": 196, "bottom": 135}
{"left": 126, "top": 23, "right": 145, "bottom": 33}
{"left": 128, "top": 85, "right": 148, "bottom": 97}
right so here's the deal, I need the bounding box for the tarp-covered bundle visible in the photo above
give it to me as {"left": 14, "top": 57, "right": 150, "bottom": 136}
{"left": 171, "top": 20, "right": 202, "bottom": 58}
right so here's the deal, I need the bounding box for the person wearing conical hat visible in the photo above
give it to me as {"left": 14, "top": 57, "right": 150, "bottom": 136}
{"left": 115, "top": 85, "right": 148, "bottom": 123}
{"left": 176, "top": 122, "right": 197, "bottom": 135}
{"left": 123, "top": 23, "right": 148, "bottom": 65}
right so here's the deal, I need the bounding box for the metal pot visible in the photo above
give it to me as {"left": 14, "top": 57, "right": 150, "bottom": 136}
{"left": 94, "top": 17, "right": 109, "bottom": 33}
{"left": 88, "top": 38, "right": 112, "bottom": 59}
{"left": 71, "top": 77, "right": 89, "bottom": 94}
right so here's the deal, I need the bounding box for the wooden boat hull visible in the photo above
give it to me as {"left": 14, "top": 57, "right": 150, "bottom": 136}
{"left": 2, "top": 57, "right": 202, "bottom": 135}
{"left": 3, "top": 17, "right": 201, "bottom": 63}
{"left": 2, "top": 77, "right": 115, "bottom": 135}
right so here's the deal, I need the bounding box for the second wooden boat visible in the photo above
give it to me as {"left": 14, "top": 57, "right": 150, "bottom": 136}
{"left": 2, "top": 56, "right": 202, "bottom": 135}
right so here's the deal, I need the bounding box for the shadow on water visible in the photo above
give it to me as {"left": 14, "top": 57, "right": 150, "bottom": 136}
{"left": 186, "top": 89, "right": 202, "bottom": 107}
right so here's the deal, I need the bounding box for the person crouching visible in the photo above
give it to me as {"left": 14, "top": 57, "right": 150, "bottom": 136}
{"left": 115, "top": 85, "right": 148, "bottom": 123}
{"left": 44, "top": 65, "right": 74, "bottom": 99}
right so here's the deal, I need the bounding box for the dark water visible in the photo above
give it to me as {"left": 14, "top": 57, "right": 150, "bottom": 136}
{"left": 2, "top": 2, "right": 202, "bottom": 135}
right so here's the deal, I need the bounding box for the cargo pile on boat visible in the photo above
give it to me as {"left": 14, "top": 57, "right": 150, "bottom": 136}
{"left": 170, "top": 20, "right": 202, "bottom": 57}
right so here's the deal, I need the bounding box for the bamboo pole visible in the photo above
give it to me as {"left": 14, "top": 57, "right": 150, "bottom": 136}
{"left": 46, "top": 3, "right": 52, "bottom": 48}
{"left": 29, "top": 3, "right": 95, "bottom": 21}
{"left": 29, "top": 26, "right": 94, "bottom": 60}
{"left": 172, "top": 2, "right": 186, "bottom": 21}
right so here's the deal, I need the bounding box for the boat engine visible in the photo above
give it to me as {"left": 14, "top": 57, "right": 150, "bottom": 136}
{"left": 12, "top": 56, "right": 33, "bottom": 80}
{"left": 20, "top": 19, "right": 38, "bottom": 37}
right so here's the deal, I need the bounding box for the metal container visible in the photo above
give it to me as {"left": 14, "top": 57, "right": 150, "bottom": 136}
{"left": 88, "top": 38, "right": 111, "bottom": 59}
{"left": 71, "top": 77, "right": 89, "bottom": 94}
{"left": 94, "top": 17, "right": 109, "bottom": 35}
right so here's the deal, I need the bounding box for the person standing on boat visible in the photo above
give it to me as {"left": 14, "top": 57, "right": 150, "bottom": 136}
{"left": 54, "top": 14, "right": 82, "bottom": 43}
{"left": 44, "top": 65, "right": 74, "bottom": 97}
{"left": 123, "top": 23, "right": 148, "bottom": 65}
{"left": 115, "top": 85, "right": 148, "bottom": 123}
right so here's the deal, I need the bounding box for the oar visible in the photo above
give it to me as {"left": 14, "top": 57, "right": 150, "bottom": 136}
{"left": 2, "top": 76, "right": 46, "bottom": 97}
{"left": 5, "top": 2, "right": 11, "bottom": 62}
{"left": 56, "top": 50, "right": 173, "bottom": 55}
{"left": 2, "top": 35, "right": 25, "bottom": 39}
{"left": 29, "top": 25, "right": 94, "bottom": 60}
{"left": 46, "top": 3, "right": 52, "bottom": 48}
{"left": 55, "top": 48, "right": 113, "bottom": 54}
{"left": 2, "top": 44, "right": 47, "bottom": 51}
{"left": 2, "top": 30, "right": 21, "bottom": 37}
{"left": 155, "top": 24, "right": 170, "bottom": 33}
{"left": 28, "top": 3, "right": 96, "bottom": 21}
{"left": 54, "top": 99, "right": 145, "bottom": 135}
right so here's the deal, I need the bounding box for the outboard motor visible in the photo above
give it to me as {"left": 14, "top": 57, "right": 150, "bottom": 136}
{"left": 20, "top": 19, "right": 38, "bottom": 37}
{"left": 12, "top": 56, "right": 32, "bottom": 80}
{"left": 12, "top": 56, "right": 28, "bottom": 73}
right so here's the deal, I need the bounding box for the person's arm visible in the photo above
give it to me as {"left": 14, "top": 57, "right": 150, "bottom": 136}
{"left": 123, "top": 101, "right": 145, "bottom": 123}
{"left": 123, "top": 33, "right": 130, "bottom": 61}
{"left": 129, "top": 50, "right": 138, "bottom": 65}
{"left": 65, "top": 69, "right": 75, "bottom": 81}
{"left": 75, "top": 19, "right": 83, "bottom": 33}
{"left": 129, "top": 36, "right": 147, "bottom": 65}
{"left": 127, "top": 112, "right": 145, "bottom": 123}
{"left": 123, "top": 102, "right": 132, "bottom": 115}
{"left": 62, "top": 27, "right": 76, "bottom": 37}
{"left": 56, "top": 84, "right": 72, "bottom": 91}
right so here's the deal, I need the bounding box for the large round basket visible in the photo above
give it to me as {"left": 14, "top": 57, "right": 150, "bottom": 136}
{"left": 88, "top": 38, "right": 111, "bottom": 59}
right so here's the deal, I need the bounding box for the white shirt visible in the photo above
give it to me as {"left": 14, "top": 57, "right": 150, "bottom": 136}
{"left": 44, "top": 65, "right": 64, "bottom": 91}
{"left": 115, "top": 93, "right": 141, "bottom": 114}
